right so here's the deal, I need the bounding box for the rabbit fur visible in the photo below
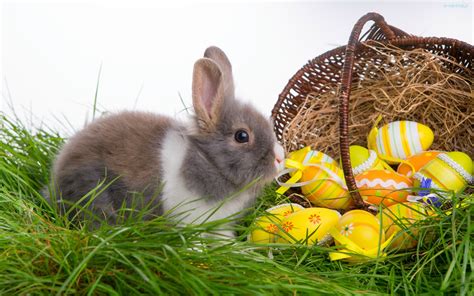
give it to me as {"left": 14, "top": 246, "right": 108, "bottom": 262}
{"left": 46, "top": 46, "right": 284, "bottom": 235}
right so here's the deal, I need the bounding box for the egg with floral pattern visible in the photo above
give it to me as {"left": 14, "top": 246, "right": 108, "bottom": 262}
{"left": 335, "top": 210, "right": 385, "bottom": 251}
{"left": 249, "top": 203, "right": 305, "bottom": 244}
{"left": 276, "top": 207, "right": 341, "bottom": 245}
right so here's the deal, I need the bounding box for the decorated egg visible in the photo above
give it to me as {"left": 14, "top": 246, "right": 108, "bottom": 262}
{"left": 275, "top": 147, "right": 348, "bottom": 205}
{"left": 413, "top": 151, "right": 473, "bottom": 196}
{"left": 379, "top": 202, "right": 432, "bottom": 250}
{"left": 349, "top": 145, "right": 392, "bottom": 175}
{"left": 329, "top": 210, "right": 391, "bottom": 262}
{"left": 368, "top": 120, "right": 434, "bottom": 164}
{"left": 355, "top": 170, "right": 412, "bottom": 206}
{"left": 288, "top": 146, "right": 337, "bottom": 166}
{"left": 249, "top": 203, "right": 305, "bottom": 244}
{"left": 397, "top": 151, "right": 442, "bottom": 177}
{"left": 300, "top": 162, "right": 354, "bottom": 210}
{"left": 277, "top": 207, "right": 341, "bottom": 245}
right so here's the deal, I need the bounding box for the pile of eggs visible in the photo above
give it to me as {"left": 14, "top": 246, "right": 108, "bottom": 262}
{"left": 251, "top": 120, "right": 473, "bottom": 261}
{"left": 249, "top": 201, "right": 432, "bottom": 261}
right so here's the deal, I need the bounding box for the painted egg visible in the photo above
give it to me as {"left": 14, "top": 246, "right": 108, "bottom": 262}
{"left": 300, "top": 162, "right": 354, "bottom": 210}
{"left": 349, "top": 145, "right": 391, "bottom": 175}
{"left": 287, "top": 147, "right": 337, "bottom": 177}
{"left": 330, "top": 210, "right": 388, "bottom": 262}
{"left": 368, "top": 121, "right": 434, "bottom": 164}
{"left": 288, "top": 146, "right": 337, "bottom": 165}
{"left": 249, "top": 203, "right": 305, "bottom": 244}
{"left": 335, "top": 210, "right": 385, "bottom": 250}
{"left": 414, "top": 151, "right": 473, "bottom": 196}
{"left": 355, "top": 170, "right": 412, "bottom": 206}
{"left": 379, "top": 202, "right": 432, "bottom": 250}
{"left": 397, "top": 151, "right": 442, "bottom": 177}
{"left": 277, "top": 207, "right": 341, "bottom": 245}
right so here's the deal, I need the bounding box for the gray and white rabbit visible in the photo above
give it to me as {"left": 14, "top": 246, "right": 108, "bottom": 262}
{"left": 47, "top": 46, "right": 284, "bottom": 234}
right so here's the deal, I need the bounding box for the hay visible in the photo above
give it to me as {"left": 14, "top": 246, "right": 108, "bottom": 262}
{"left": 281, "top": 42, "right": 474, "bottom": 159}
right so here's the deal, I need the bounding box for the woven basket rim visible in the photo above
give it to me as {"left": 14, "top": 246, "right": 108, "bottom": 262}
{"left": 272, "top": 36, "right": 474, "bottom": 118}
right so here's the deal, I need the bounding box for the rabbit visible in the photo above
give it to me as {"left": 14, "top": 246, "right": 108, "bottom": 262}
{"left": 46, "top": 46, "right": 285, "bottom": 235}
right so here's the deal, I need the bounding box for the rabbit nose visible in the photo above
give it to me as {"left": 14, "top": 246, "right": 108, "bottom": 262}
{"left": 273, "top": 143, "right": 285, "bottom": 170}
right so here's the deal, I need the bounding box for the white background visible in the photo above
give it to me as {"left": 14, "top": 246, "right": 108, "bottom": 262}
{"left": 2, "top": 0, "right": 473, "bottom": 136}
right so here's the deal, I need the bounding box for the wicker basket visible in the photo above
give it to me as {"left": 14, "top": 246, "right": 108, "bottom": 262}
{"left": 271, "top": 12, "right": 474, "bottom": 209}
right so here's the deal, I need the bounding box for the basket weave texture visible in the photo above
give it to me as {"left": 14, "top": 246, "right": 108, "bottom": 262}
{"left": 271, "top": 13, "right": 474, "bottom": 209}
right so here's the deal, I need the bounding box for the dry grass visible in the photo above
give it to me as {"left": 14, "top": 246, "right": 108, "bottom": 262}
{"left": 281, "top": 42, "right": 474, "bottom": 159}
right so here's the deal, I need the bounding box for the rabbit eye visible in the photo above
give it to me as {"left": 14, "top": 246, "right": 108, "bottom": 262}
{"left": 234, "top": 130, "right": 249, "bottom": 143}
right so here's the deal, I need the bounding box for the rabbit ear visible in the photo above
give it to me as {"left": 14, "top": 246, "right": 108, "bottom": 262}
{"left": 192, "top": 58, "right": 225, "bottom": 129}
{"left": 204, "top": 46, "right": 234, "bottom": 98}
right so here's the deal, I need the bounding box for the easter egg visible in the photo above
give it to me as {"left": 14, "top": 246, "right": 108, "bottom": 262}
{"left": 330, "top": 210, "right": 389, "bottom": 261}
{"left": 379, "top": 202, "right": 432, "bottom": 250}
{"left": 349, "top": 145, "right": 391, "bottom": 175}
{"left": 287, "top": 147, "right": 337, "bottom": 177}
{"left": 336, "top": 210, "right": 385, "bottom": 250}
{"left": 300, "top": 162, "right": 353, "bottom": 210}
{"left": 249, "top": 203, "right": 305, "bottom": 244}
{"left": 277, "top": 207, "right": 341, "bottom": 245}
{"left": 413, "top": 151, "right": 473, "bottom": 196}
{"left": 288, "top": 146, "right": 337, "bottom": 165}
{"left": 355, "top": 170, "right": 412, "bottom": 206}
{"left": 397, "top": 151, "right": 442, "bottom": 177}
{"left": 368, "top": 121, "right": 434, "bottom": 164}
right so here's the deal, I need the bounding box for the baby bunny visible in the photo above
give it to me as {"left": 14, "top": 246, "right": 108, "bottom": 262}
{"left": 47, "top": 46, "right": 284, "bottom": 234}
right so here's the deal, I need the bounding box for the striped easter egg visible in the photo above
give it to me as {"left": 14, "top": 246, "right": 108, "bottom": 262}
{"left": 368, "top": 121, "right": 434, "bottom": 164}
{"left": 397, "top": 151, "right": 442, "bottom": 177}
{"left": 414, "top": 151, "right": 473, "bottom": 196}
{"left": 300, "top": 162, "right": 353, "bottom": 210}
{"left": 287, "top": 147, "right": 336, "bottom": 174}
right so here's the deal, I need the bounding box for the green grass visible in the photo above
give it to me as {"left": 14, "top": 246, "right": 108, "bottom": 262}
{"left": 0, "top": 112, "right": 472, "bottom": 295}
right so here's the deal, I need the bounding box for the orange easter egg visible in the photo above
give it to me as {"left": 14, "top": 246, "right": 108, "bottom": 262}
{"left": 397, "top": 151, "right": 442, "bottom": 177}
{"left": 355, "top": 170, "right": 412, "bottom": 206}
{"left": 300, "top": 163, "right": 353, "bottom": 210}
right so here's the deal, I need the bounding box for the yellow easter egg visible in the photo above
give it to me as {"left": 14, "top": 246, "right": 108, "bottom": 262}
{"left": 249, "top": 203, "right": 305, "bottom": 244}
{"left": 287, "top": 147, "right": 337, "bottom": 177}
{"left": 277, "top": 207, "right": 341, "bottom": 245}
{"left": 368, "top": 121, "right": 434, "bottom": 164}
{"left": 355, "top": 170, "right": 412, "bottom": 206}
{"left": 300, "top": 163, "right": 353, "bottom": 210}
{"left": 349, "top": 145, "right": 390, "bottom": 175}
{"left": 397, "top": 151, "right": 442, "bottom": 177}
{"left": 335, "top": 210, "right": 385, "bottom": 251}
{"left": 379, "top": 202, "right": 432, "bottom": 250}
{"left": 414, "top": 151, "right": 473, "bottom": 196}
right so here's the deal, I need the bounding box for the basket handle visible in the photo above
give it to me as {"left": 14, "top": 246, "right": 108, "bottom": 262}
{"left": 339, "top": 13, "right": 393, "bottom": 210}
